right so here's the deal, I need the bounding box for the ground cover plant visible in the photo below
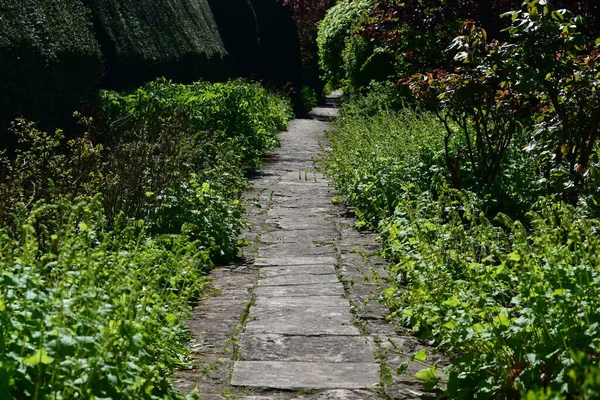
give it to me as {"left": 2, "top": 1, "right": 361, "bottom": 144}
{"left": 320, "top": 1, "right": 600, "bottom": 398}
{"left": 322, "top": 86, "right": 600, "bottom": 399}
{"left": 0, "top": 79, "right": 292, "bottom": 398}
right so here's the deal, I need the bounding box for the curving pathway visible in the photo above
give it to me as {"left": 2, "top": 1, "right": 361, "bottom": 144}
{"left": 172, "top": 96, "right": 446, "bottom": 399}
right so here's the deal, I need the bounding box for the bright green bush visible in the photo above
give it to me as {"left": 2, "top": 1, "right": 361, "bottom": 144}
{"left": 0, "top": 0, "right": 102, "bottom": 136}
{"left": 317, "top": 0, "right": 369, "bottom": 88}
{"left": 99, "top": 79, "right": 292, "bottom": 173}
{"left": 0, "top": 197, "right": 205, "bottom": 399}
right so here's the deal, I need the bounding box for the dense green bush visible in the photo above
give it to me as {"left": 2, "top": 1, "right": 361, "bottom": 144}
{"left": 317, "top": 0, "right": 369, "bottom": 88}
{"left": 0, "top": 0, "right": 103, "bottom": 140}
{"left": 89, "top": 0, "right": 226, "bottom": 88}
{"left": 317, "top": 0, "right": 395, "bottom": 91}
{"left": 407, "top": 2, "right": 600, "bottom": 208}
{"left": 0, "top": 79, "right": 292, "bottom": 396}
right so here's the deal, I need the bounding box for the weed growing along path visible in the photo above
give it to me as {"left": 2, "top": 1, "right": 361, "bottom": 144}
{"left": 172, "top": 96, "right": 446, "bottom": 399}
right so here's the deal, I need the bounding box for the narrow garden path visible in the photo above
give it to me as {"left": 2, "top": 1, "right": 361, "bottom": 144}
{"left": 172, "top": 96, "right": 446, "bottom": 399}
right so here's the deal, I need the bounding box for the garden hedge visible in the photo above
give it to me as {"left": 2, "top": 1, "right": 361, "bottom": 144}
{"left": 208, "top": 0, "right": 302, "bottom": 105}
{"left": 88, "top": 0, "right": 227, "bottom": 89}
{"left": 0, "top": 0, "right": 103, "bottom": 143}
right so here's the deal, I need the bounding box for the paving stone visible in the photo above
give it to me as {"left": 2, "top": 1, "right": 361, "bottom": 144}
{"left": 253, "top": 296, "right": 351, "bottom": 309}
{"left": 231, "top": 361, "right": 379, "bottom": 390}
{"left": 266, "top": 218, "right": 334, "bottom": 231}
{"left": 255, "top": 256, "right": 337, "bottom": 267}
{"left": 254, "top": 284, "right": 345, "bottom": 298}
{"left": 238, "top": 333, "right": 376, "bottom": 362}
{"left": 260, "top": 264, "right": 337, "bottom": 277}
{"left": 244, "top": 305, "right": 360, "bottom": 336}
{"left": 239, "top": 389, "right": 382, "bottom": 400}
{"left": 257, "top": 243, "right": 335, "bottom": 257}
{"left": 258, "top": 274, "right": 339, "bottom": 286}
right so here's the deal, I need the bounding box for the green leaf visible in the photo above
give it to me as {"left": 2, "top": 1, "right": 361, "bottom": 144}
{"left": 397, "top": 362, "right": 409, "bottom": 375}
{"left": 23, "top": 348, "right": 53, "bottom": 366}
{"left": 165, "top": 313, "right": 178, "bottom": 325}
{"left": 508, "top": 252, "right": 521, "bottom": 261}
{"left": 495, "top": 311, "right": 510, "bottom": 326}
{"left": 443, "top": 296, "right": 459, "bottom": 307}
{"left": 413, "top": 349, "right": 428, "bottom": 362}
{"left": 415, "top": 366, "right": 439, "bottom": 382}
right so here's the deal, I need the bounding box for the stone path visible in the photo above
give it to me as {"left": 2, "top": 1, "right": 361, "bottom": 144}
{"left": 172, "top": 98, "right": 446, "bottom": 399}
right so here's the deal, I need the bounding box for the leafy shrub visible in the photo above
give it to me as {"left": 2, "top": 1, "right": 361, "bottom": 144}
{"left": 339, "top": 81, "right": 412, "bottom": 119}
{"left": 0, "top": 78, "right": 292, "bottom": 396}
{"left": 407, "top": 2, "right": 600, "bottom": 206}
{"left": 317, "top": 0, "right": 369, "bottom": 88}
{"left": 380, "top": 188, "right": 600, "bottom": 399}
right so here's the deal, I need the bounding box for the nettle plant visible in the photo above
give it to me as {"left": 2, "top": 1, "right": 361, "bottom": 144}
{"left": 408, "top": 0, "right": 600, "bottom": 203}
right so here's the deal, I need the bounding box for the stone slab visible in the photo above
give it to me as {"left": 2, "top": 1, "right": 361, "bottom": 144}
{"left": 308, "top": 107, "right": 340, "bottom": 121}
{"left": 253, "top": 296, "right": 350, "bottom": 309}
{"left": 238, "top": 333, "right": 377, "bottom": 363}
{"left": 254, "top": 284, "right": 345, "bottom": 298}
{"left": 257, "top": 243, "right": 335, "bottom": 257}
{"left": 231, "top": 361, "right": 379, "bottom": 390}
{"left": 260, "top": 231, "right": 333, "bottom": 244}
{"left": 267, "top": 218, "right": 333, "bottom": 231}
{"left": 255, "top": 256, "right": 337, "bottom": 267}
{"left": 244, "top": 312, "right": 359, "bottom": 336}
{"left": 239, "top": 389, "right": 382, "bottom": 400}
{"left": 260, "top": 264, "right": 336, "bottom": 277}
{"left": 258, "top": 274, "right": 339, "bottom": 286}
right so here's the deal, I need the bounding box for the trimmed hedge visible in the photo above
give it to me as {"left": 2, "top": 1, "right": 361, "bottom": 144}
{"left": 208, "top": 0, "right": 302, "bottom": 106}
{"left": 89, "top": 0, "right": 227, "bottom": 88}
{"left": 0, "top": 0, "right": 103, "bottom": 141}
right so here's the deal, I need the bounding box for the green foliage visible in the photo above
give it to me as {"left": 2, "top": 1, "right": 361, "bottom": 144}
{"left": 322, "top": 104, "right": 600, "bottom": 398}
{"left": 321, "top": 102, "right": 446, "bottom": 228}
{"left": 0, "top": 0, "right": 102, "bottom": 135}
{"left": 89, "top": 0, "right": 226, "bottom": 87}
{"left": 317, "top": 0, "right": 395, "bottom": 91}
{"left": 339, "top": 81, "right": 413, "bottom": 118}
{"left": 317, "top": 0, "right": 369, "bottom": 88}
{"left": 99, "top": 79, "right": 292, "bottom": 173}
{"left": 0, "top": 197, "right": 206, "bottom": 399}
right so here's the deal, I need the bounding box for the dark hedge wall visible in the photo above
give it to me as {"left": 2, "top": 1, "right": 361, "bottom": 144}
{"left": 0, "top": 0, "right": 103, "bottom": 141}
{"left": 208, "top": 0, "right": 303, "bottom": 108}
{"left": 88, "top": 0, "right": 227, "bottom": 89}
